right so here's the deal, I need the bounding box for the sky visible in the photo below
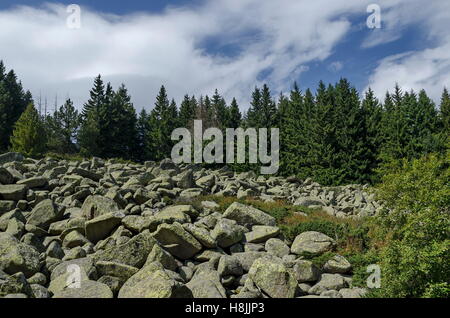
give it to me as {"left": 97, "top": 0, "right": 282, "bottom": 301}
{"left": 0, "top": 0, "right": 449, "bottom": 113}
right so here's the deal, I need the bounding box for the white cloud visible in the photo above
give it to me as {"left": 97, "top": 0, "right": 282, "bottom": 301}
{"left": 328, "top": 61, "right": 343, "bottom": 73}
{"left": 1, "top": 0, "right": 449, "bottom": 112}
{"left": 0, "top": 0, "right": 370, "bottom": 112}
{"left": 365, "top": 0, "right": 450, "bottom": 102}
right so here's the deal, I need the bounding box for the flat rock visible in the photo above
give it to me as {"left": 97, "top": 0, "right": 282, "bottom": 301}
{"left": 152, "top": 222, "right": 202, "bottom": 260}
{"left": 0, "top": 233, "right": 40, "bottom": 277}
{"left": 291, "top": 231, "right": 335, "bottom": 256}
{"left": 248, "top": 255, "right": 297, "bottom": 298}
{"left": 26, "top": 199, "right": 62, "bottom": 230}
{"left": 244, "top": 225, "right": 280, "bottom": 243}
{"left": 118, "top": 262, "right": 192, "bottom": 298}
{"left": 0, "top": 185, "right": 27, "bottom": 201}
{"left": 223, "top": 202, "right": 276, "bottom": 228}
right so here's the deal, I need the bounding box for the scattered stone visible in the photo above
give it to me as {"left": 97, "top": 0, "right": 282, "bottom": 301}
{"left": 291, "top": 231, "right": 335, "bottom": 256}
{"left": 223, "top": 202, "right": 276, "bottom": 228}
{"left": 153, "top": 222, "right": 202, "bottom": 260}
{"left": 248, "top": 256, "right": 297, "bottom": 298}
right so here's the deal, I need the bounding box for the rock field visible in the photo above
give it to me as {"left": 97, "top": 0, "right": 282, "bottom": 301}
{"left": 0, "top": 152, "right": 382, "bottom": 298}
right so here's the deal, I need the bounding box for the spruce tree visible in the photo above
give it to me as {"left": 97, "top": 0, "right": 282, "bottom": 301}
{"left": 227, "top": 98, "right": 242, "bottom": 128}
{"left": 148, "top": 86, "right": 179, "bottom": 161}
{"left": 0, "top": 63, "right": 32, "bottom": 151}
{"left": 46, "top": 99, "right": 80, "bottom": 153}
{"left": 259, "top": 84, "right": 277, "bottom": 128}
{"left": 78, "top": 109, "right": 100, "bottom": 157}
{"left": 136, "top": 109, "right": 151, "bottom": 162}
{"left": 211, "top": 89, "right": 228, "bottom": 129}
{"left": 246, "top": 87, "right": 262, "bottom": 127}
{"left": 82, "top": 75, "right": 105, "bottom": 119}
{"left": 440, "top": 88, "right": 450, "bottom": 136}
{"left": 10, "top": 104, "right": 47, "bottom": 157}
{"left": 179, "top": 94, "right": 196, "bottom": 130}
{"left": 361, "top": 88, "right": 383, "bottom": 181}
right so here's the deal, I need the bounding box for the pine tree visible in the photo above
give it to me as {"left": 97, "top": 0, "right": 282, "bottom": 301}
{"left": 46, "top": 99, "right": 80, "bottom": 153}
{"left": 0, "top": 63, "right": 32, "bottom": 151}
{"left": 136, "top": 109, "right": 151, "bottom": 162}
{"left": 82, "top": 75, "right": 105, "bottom": 119}
{"left": 279, "top": 82, "right": 309, "bottom": 176}
{"left": 98, "top": 84, "right": 138, "bottom": 159}
{"left": 10, "top": 103, "right": 47, "bottom": 157}
{"left": 440, "top": 88, "right": 450, "bottom": 135}
{"left": 259, "top": 84, "right": 277, "bottom": 128}
{"left": 227, "top": 98, "right": 242, "bottom": 128}
{"left": 246, "top": 87, "right": 262, "bottom": 127}
{"left": 78, "top": 109, "right": 100, "bottom": 157}
{"left": 211, "top": 89, "right": 228, "bottom": 129}
{"left": 179, "top": 94, "right": 196, "bottom": 130}
{"left": 148, "top": 86, "right": 179, "bottom": 161}
{"left": 361, "top": 88, "right": 383, "bottom": 181}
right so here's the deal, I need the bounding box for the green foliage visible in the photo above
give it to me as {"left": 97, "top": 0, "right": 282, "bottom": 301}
{"left": 10, "top": 103, "right": 47, "bottom": 157}
{"left": 372, "top": 152, "right": 450, "bottom": 298}
{"left": 147, "top": 86, "right": 179, "bottom": 161}
{"left": 46, "top": 99, "right": 81, "bottom": 154}
{"left": 0, "top": 61, "right": 32, "bottom": 151}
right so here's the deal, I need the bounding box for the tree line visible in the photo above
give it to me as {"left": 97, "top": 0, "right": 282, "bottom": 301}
{"left": 0, "top": 60, "right": 448, "bottom": 185}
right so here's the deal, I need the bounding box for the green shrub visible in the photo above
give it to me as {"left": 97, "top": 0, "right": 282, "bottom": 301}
{"left": 372, "top": 152, "right": 450, "bottom": 298}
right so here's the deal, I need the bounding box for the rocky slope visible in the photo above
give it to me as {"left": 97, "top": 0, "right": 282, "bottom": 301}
{"left": 0, "top": 152, "right": 381, "bottom": 298}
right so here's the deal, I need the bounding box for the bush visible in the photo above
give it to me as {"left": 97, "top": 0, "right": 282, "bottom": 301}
{"left": 372, "top": 152, "right": 450, "bottom": 298}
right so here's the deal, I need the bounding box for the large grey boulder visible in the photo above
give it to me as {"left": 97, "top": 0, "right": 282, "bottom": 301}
{"left": 217, "top": 255, "right": 243, "bottom": 277}
{"left": 53, "top": 280, "right": 113, "bottom": 298}
{"left": 323, "top": 255, "right": 352, "bottom": 274}
{"left": 292, "top": 260, "right": 321, "bottom": 283}
{"left": 248, "top": 255, "right": 297, "bottom": 298}
{"left": 154, "top": 205, "right": 194, "bottom": 224}
{"left": 0, "top": 200, "right": 15, "bottom": 215}
{"left": 0, "top": 233, "right": 40, "bottom": 277}
{"left": 309, "top": 273, "right": 347, "bottom": 295}
{"left": 81, "top": 195, "right": 119, "bottom": 220}
{"left": 152, "top": 222, "right": 202, "bottom": 260}
{"left": 291, "top": 231, "right": 335, "bottom": 256}
{"left": 91, "top": 230, "right": 157, "bottom": 268}
{"left": 0, "top": 184, "right": 27, "bottom": 201}
{"left": 244, "top": 225, "right": 279, "bottom": 243}
{"left": 293, "top": 196, "right": 326, "bottom": 207}
{"left": 26, "top": 199, "right": 63, "bottom": 230}
{"left": 0, "top": 167, "right": 14, "bottom": 185}
{"left": 0, "top": 152, "right": 24, "bottom": 165}
{"left": 223, "top": 202, "right": 276, "bottom": 228}
{"left": 186, "top": 267, "right": 226, "bottom": 298}
{"left": 85, "top": 211, "right": 125, "bottom": 243}
{"left": 17, "top": 177, "right": 48, "bottom": 189}
{"left": 0, "top": 270, "right": 33, "bottom": 297}
{"left": 95, "top": 261, "right": 139, "bottom": 282}
{"left": 265, "top": 238, "right": 290, "bottom": 258}
{"left": 211, "top": 218, "right": 245, "bottom": 248}
{"left": 145, "top": 244, "right": 178, "bottom": 271}
{"left": 118, "top": 262, "right": 191, "bottom": 298}
{"left": 233, "top": 252, "right": 266, "bottom": 272}
{"left": 183, "top": 223, "right": 216, "bottom": 248}
{"left": 339, "top": 287, "right": 367, "bottom": 298}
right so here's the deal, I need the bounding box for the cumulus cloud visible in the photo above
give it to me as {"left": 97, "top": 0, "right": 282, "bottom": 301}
{"left": 1, "top": 0, "right": 449, "bottom": 111}
{"left": 365, "top": 0, "right": 450, "bottom": 102}
{"left": 328, "top": 61, "right": 343, "bottom": 73}
{"left": 0, "top": 0, "right": 371, "bottom": 111}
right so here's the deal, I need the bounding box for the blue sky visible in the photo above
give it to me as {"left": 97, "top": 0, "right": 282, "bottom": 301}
{"left": 0, "top": 0, "right": 449, "bottom": 111}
